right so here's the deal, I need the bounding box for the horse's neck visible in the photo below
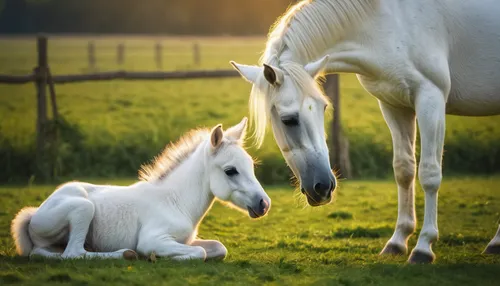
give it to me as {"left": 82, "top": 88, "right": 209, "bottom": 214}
{"left": 155, "top": 142, "right": 215, "bottom": 225}
{"left": 276, "top": 0, "right": 381, "bottom": 76}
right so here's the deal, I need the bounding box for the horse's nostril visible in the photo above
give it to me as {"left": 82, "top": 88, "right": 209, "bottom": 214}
{"left": 259, "top": 198, "right": 268, "bottom": 212}
{"left": 314, "top": 181, "right": 334, "bottom": 194}
{"left": 314, "top": 182, "right": 326, "bottom": 193}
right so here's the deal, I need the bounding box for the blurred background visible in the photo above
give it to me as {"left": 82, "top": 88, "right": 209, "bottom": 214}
{"left": 0, "top": 0, "right": 499, "bottom": 184}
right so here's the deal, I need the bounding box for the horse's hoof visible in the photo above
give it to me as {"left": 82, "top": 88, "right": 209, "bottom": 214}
{"left": 380, "top": 243, "right": 407, "bottom": 256}
{"left": 483, "top": 244, "right": 500, "bottom": 254}
{"left": 408, "top": 250, "right": 435, "bottom": 264}
{"left": 123, "top": 250, "right": 138, "bottom": 260}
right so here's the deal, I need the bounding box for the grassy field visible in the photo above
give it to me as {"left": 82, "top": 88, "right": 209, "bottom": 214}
{"left": 0, "top": 177, "right": 499, "bottom": 285}
{"left": 0, "top": 36, "right": 499, "bottom": 183}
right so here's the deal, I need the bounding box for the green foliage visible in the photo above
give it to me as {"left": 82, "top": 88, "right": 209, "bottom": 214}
{"left": 0, "top": 178, "right": 499, "bottom": 284}
{"left": 0, "top": 37, "right": 499, "bottom": 184}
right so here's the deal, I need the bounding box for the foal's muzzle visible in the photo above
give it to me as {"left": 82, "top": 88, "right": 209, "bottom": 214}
{"left": 247, "top": 197, "right": 270, "bottom": 218}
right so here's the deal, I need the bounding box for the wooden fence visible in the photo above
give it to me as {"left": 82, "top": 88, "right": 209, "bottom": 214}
{"left": 0, "top": 36, "right": 350, "bottom": 181}
{"left": 86, "top": 40, "right": 201, "bottom": 69}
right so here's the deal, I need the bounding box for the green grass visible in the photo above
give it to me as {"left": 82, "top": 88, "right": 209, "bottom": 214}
{"left": 0, "top": 177, "right": 499, "bottom": 285}
{"left": 0, "top": 36, "right": 499, "bottom": 183}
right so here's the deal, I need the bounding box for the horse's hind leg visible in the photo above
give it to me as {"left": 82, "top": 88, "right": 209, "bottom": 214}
{"left": 53, "top": 187, "right": 136, "bottom": 259}
{"left": 31, "top": 183, "right": 138, "bottom": 260}
{"left": 29, "top": 183, "right": 95, "bottom": 258}
{"left": 484, "top": 225, "right": 500, "bottom": 254}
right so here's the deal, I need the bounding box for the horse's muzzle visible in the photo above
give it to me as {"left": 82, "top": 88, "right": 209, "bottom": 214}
{"left": 247, "top": 198, "right": 270, "bottom": 218}
{"left": 301, "top": 178, "right": 335, "bottom": 206}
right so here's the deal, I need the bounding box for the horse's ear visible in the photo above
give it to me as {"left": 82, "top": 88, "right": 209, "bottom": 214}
{"left": 304, "top": 55, "right": 329, "bottom": 78}
{"left": 210, "top": 124, "right": 224, "bottom": 149}
{"left": 226, "top": 117, "right": 248, "bottom": 142}
{"left": 230, "top": 61, "right": 261, "bottom": 84}
{"left": 263, "top": 64, "right": 284, "bottom": 86}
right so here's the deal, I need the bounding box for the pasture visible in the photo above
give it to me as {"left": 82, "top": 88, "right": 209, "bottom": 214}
{"left": 0, "top": 36, "right": 499, "bottom": 184}
{"left": 0, "top": 177, "right": 499, "bottom": 285}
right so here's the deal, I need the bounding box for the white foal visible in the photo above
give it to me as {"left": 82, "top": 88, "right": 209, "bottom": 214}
{"left": 11, "top": 117, "right": 271, "bottom": 261}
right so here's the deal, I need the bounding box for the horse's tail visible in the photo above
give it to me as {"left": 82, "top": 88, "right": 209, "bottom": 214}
{"left": 11, "top": 207, "right": 38, "bottom": 256}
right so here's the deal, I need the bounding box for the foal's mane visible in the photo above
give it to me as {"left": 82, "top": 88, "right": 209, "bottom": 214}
{"left": 139, "top": 129, "right": 210, "bottom": 182}
{"left": 249, "top": 0, "right": 375, "bottom": 146}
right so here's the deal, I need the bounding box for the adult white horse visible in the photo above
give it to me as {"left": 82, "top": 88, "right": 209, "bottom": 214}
{"left": 11, "top": 118, "right": 271, "bottom": 261}
{"left": 230, "top": 0, "right": 500, "bottom": 263}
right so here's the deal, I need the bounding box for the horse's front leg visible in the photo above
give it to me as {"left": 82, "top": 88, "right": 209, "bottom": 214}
{"left": 137, "top": 237, "right": 207, "bottom": 261}
{"left": 408, "top": 83, "right": 446, "bottom": 264}
{"left": 378, "top": 102, "right": 417, "bottom": 256}
{"left": 190, "top": 239, "right": 227, "bottom": 260}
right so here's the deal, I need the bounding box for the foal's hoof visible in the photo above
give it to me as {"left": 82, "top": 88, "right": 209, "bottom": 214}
{"left": 408, "top": 250, "right": 435, "bottom": 264}
{"left": 483, "top": 244, "right": 500, "bottom": 254}
{"left": 380, "top": 243, "right": 407, "bottom": 256}
{"left": 123, "top": 250, "right": 139, "bottom": 260}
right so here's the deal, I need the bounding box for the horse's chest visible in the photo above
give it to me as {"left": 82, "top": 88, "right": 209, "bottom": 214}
{"left": 357, "top": 75, "right": 413, "bottom": 108}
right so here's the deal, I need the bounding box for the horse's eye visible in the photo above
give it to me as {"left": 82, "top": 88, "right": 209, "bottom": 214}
{"left": 224, "top": 167, "right": 239, "bottom": 177}
{"left": 281, "top": 116, "right": 299, "bottom": 127}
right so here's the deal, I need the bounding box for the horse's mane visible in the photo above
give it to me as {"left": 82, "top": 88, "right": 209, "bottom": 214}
{"left": 139, "top": 129, "right": 210, "bottom": 182}
{"left": 249, "top": 0, "right": 375, "bottom": 146}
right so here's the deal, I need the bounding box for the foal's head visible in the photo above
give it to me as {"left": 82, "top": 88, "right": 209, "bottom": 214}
{"left": 207, "top": 117, "right": 271, "bottom": 219}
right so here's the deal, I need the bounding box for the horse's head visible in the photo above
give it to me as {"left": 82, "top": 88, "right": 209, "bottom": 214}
{"left": 206, "top": 117, "right": 271, "bottom": 218}
{"left": 230, "top": 56, "right": 336, "bottom": 206}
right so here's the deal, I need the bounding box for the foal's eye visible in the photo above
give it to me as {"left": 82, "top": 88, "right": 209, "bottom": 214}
{"left": 224, "top": 167, "right": 239, "bottom": 177}
{"left": 281, "top": 116, "right": 299, "bottom": 127}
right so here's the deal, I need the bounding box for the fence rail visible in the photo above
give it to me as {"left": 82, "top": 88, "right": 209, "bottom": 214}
{"left": 0, "top": 35, "right": 350, "bottom": 181}
{"left": 0, "top": 70, "right": 240, "bottom": 85}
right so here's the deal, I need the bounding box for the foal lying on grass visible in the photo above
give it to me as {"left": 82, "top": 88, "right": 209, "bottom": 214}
{"left": 11, "top": 117, "right": 270, "bottom": 261}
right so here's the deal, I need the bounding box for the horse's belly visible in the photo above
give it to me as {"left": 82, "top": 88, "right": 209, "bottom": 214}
{"left": 446, "top": 2, "right": 500, "bottom": 116}
{"left": 447, "top": 69, "right": 500, "bottom": 116}
{"left": 86, "top": 199, "right": 140, "bottom": 251}
{"left": 446, "top": 89, "right": 500, "bottom": 116}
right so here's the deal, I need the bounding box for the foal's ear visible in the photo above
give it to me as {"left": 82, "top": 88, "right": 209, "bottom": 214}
{"left": 230, "top": 61, "right": 261, "bottom": 84}
{"left": 210, "top": 124, "right": 224, "bottom": 149}
{"left": 304, "top": 55, "right": 329, "bottom": 78}
{"left": 226, "top": 117, "right": 248, "bottom": 142}
{"left": 263, "top": 64, "right": 284, "bottom": 86}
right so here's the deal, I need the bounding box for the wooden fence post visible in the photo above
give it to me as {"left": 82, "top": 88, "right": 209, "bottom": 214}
{"left": 117, "top": 43, "right": 125, "bottom": 66}
{"left": 193, "top": 43, "right": 200, "bottom": 66}
{"left": 34, "top": 35, "right": 50, "bottom": 181}
{"left": 323, "top": 74, "right": 352, "bottom": 178}
{"left": 88, "top": 41, "right": 96, "bottom": 69}
{"left": 155, "top": 42, "right": 162, "bottom": 69}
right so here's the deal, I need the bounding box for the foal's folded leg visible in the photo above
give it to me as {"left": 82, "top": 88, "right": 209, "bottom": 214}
{"left": 137, "top": 239, "right": 207, "bottom": 261}
{"left": 190, "top": 239, "right": 227, "bottom": 260}
{"left": 484, "top": 225, "right": 500, "bottom": 254}
{"left": 31, "top": 247, "right": 62, "bottom": 259}
{"left": 30, "top": 184, "right": 137, "bottom": 260}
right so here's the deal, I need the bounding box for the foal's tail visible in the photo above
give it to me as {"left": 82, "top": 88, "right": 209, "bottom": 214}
{"left": 11, "top": 207, "right": 38, "bottom": 256}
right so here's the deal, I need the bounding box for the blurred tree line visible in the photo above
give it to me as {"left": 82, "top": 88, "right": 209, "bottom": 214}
{"left": 0, "top": 0, "right": 297, "bottom": 35}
